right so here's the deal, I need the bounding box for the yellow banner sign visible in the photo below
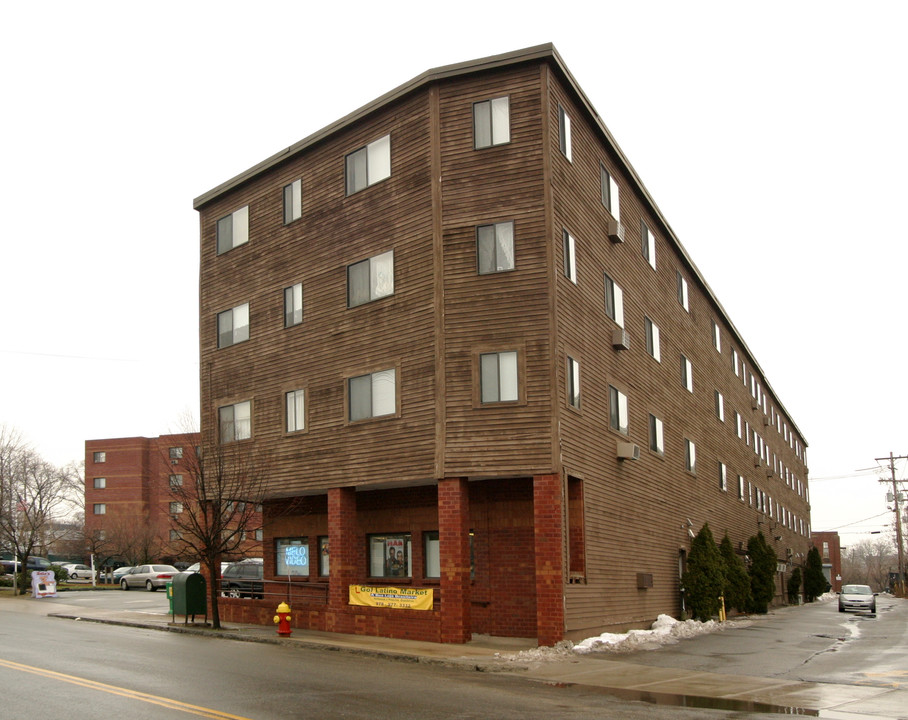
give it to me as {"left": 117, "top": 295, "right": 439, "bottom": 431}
{"left": 349, "top": 585, "right": 434, "bottom": 611}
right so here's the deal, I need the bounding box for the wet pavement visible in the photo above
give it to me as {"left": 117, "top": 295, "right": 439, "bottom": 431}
{"left": 3, "top": 591, "right": 906, "bottom": 719}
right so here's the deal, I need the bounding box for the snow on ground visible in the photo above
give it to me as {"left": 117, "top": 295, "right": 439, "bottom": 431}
{"left": 505, "top": 613, "right": 753, "bottom": 663}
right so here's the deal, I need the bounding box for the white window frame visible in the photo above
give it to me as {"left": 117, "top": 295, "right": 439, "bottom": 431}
{"left": 286, "top": 389, "right": 306, "bottom": 433}
{"left": 609, "top": 385, "right": 629, "bottom": 435}
{"left": 219, "top": 400, "right": 252, "bottom": 443}
{"left": 738, "top": 475, "right": 745, "bottom": 501}
{"left": 283, "top": 179, "right": 302, "bottom": 224}
{"left": 719, "top": 462, "right": 727, "bottom": 492}
{"left": 217, "top": 303, "right": 249, "bottom": 349}
{"left": 477, "top": 221, "right": 515, "bottom": 274}
{"left": 681, "top": 355, "right": 693, "bottom": 393}
{"left": 473, "top": 96, "right": 510, "bottom": 149}
{"left": 347, "top": 250, "right": 394, "bottom": 307}
{"left": 284, "top": 283, "right": 303, "bottom": 327}
{"left": 563, "top": 229, "right": 577, "bottom": 283}
{"left": 712, "top": 320, "right": 721, "bottom": 352}
{"left": 345, "top": 134, "right": 391, "bottom": 195}
{"left": 600, "top": 164, "right": 620, "bottom": 220}
{"left": 641, "top": 221, "right": 656, "bottom": 270}
{"left": 348, "top": 369, "right": 397, "bottom": 421}
{"left": 677, "top": 271, "right": 689, "bottom": 311}
{"left": 644, "top": 317, "right": 661, "bottom": 362}
{"left": 558, "top": 105, "right": 571, "bottom": 161}
{"left": 567, "top": 356, "right": 581, "bottom": 409}
{"left": 169, "top": 474, "right": 183, "bottom": 489}
{"left": 216, "top": 206, "right": 249, "bottom": 255}
{"left": 714, "top": 390, "right": 724, "bottom": 421}
{"left": 604, "top": 273, "right": 624, "bottom": 327}
{"left": 480, "top": 351, "right": 518, "bottom": 403}
{"left": 685, "top": 439, "right": 696, "bottom": 474}
{"left": 170, "top": 502, "right": 183, "bottom": 515}
{"left": 649, "top": 414, "right": 664, "bottom": 454}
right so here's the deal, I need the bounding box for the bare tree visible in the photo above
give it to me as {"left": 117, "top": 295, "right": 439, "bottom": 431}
{"left": 104, "top": 514, "right": 164, "bottom": 568}
{"left": 842, "top": 537, "right": 896, "bottom": 590}
{"left": 165, "top": 434, "right": 268, "bottom": 628}
{"left": 0, "top": 426, "right": 81, "bottom": 593}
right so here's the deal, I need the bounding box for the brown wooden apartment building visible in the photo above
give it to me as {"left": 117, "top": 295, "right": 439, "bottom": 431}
{"left": 194, "top": 44, "right": 811, "bottom": 644}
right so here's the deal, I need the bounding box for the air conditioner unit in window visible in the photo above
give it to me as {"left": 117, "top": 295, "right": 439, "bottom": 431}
{"left": 607, "top": 216, "right": 625, "bottom": 243}
{"left": 763, "top": 416, "right": 771, "bottom": 426}
{"left": 751, "top": 400, "right": 759, "bottom": 410}
{"left": 753, "top": 457, "right": 761, "bottom": 467}
{"left": 766, "top": 468, "right": 774, "bottom": 478}
{"left": 617, "top": 442, "right": 640, "bottom": 460}
{"left": 612, "top": 328, "right": 630, "bottom": 350}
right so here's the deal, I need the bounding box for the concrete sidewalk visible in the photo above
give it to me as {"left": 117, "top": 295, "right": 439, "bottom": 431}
{"left": 6, "top": 593, "right": 906, "bottom": 719}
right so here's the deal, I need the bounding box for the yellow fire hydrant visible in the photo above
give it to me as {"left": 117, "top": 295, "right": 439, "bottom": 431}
{"left": 273, "top": 601, "right": 292, "bottom": 636}
{"left": 718, "top": 595, "right": 727, "bottom": 623}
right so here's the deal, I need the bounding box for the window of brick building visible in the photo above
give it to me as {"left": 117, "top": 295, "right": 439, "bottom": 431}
{"left": 93, "top": 478, "right": 106, "bottom": 489}
{"left": 276, "top": 537, "right": 310, "bottom": 577}
{"left": 93, "top": 452, "right": 106, "bottom": 463}
{"left": 93, "top": 503, "right": 106, "bottom": 514}
{"left": 369, "top": 533, "right": 411, "bottom": 578}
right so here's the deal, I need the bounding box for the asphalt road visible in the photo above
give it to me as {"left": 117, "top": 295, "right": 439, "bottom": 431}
{"left": 0, "top": 596, "right": 791, "bottom": 720}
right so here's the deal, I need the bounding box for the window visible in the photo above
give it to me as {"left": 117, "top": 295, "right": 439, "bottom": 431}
{"left": 369, "top": 533, "right": 411, "bottom": 578}
{"left": 600, "top": 165, "right": 620, "bottom": 220}
{"left": 604, "top": 274, "right": 624, "bottom": 327}
{"left": 169, "top": 474, "right": 183, "bottom": 489}
{"left": 735, "top": 411, "right": 742, "bottom": 438}
{"left": 732, "top": 349, "right": 739, "bottom": 376}
{"left": 480, "top": 351, "right": 518, "bottom": 403}
{"left": 217, "top": 303, "right": 250, "bottom": 348}
{"left": 719, "top": 462, "right": 727, "bottom": 492}
{"left": 473, "top": 96, "right": 510, "bottom": 149}
{"left": 346, "top": 134, "right": 391, "bottom": 195}
{"left": 711, "top": 320, "right": 721, "bottom": 352}
{"left": 349, "top": 369, "right": 396, "bottom": 421}
{"left": 424, "top": 531, "right": 440, "bottom": 579}
{"left": 649, "top": 414, "right": 664, "bottom": 454}
{"left": 318, "top": 536, "right": 329, "bottom": 577}
{"left": 644, "top": 317, "right": 661, "bottom": 361}
{"left": 283, "top": 179, "right": 302, "bottom": 224}
{"left": 563, "top": 230, "right": 577, "bottom": 283}
{"left": 640, "top": 221, "right": 656, "bottom": 269}
{"left": 348, "top": 250, "right": 394, "bottom": 307}
{"left": 276, "top": 537, "right": 310, "bottom": 577}
{"left": 558, "top": 105, "right": 571, "bottom": 160}
{"left": 284, "top": 283, "right": 303, "bottom": 327}
{"left": 685, "top": 439, "right": 696, "bottom": 474}
{"left": 477, "top": 221, "right": 515, "bottom": 274}
{"left": 216, "top": 206, "right": 249, "bottom": 255}
{"left": 609, "top": 386, "right": 629, "bottom": 435}
{"left": 567, "top": 356, "right": 581, "bottom": 409}
{"left": 219, "top": 401, "right": 252, "bottom": 443}
{"left": 93, "top": 452, "right": 106, "bottom": 463}
{"left": 93, "top": 477, "right": 106, "bottom": 489}
{"left": 714, "top": 390, "right": 724, "bottom": 421}
{"left": 676, "top": 271, "right": 689, "bottom": 311}
{"left": 93, "top": 503, "right": 106, "bottom": 515}
{"left": 738, "top": 475, "right": 745, "bottom": 501}
{"left": 567, "top": 477, "right": 586, "bottom": 577}
{"left": 680, "top": 355, "right": 693, "bottom": 393}
{"left": 170, "top": 530, "right": 181, "bottom": 541}
{"left": 169, "top": 447, "right": 183, "bottom": 459}
{"left": 255, "top": 529, "right": 264, "bottom": 542}
{"left": 285, "top": 389, "right": 306, "bottom": 432}
{"left": 169, "top": 502, "right": 183, "bottom": 514}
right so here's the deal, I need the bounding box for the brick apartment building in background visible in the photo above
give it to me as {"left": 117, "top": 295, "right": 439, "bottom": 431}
{"left": 194, "top": 44, "right": 812, "bottom": 644}
{"left": 84, "top": 434, "right": 263, "bottom": 566}
{"left": 811, "top": 530, "right": 842, "bottom": 592}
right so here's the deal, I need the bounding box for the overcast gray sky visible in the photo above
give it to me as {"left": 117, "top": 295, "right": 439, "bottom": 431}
{"left": 2, "top": 1, "right": 906, "bottom": 549}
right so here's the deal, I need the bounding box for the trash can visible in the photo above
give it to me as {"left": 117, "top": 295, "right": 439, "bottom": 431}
{"left": 171, "top": 572, "right": 207, "bottom": 624}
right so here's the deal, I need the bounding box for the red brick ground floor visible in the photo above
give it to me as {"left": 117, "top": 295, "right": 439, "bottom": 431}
{"left": 213, "top": 475, "right": 565, "bottom": 645}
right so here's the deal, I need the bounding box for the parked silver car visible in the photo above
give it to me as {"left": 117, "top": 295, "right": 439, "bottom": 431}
{"left": 62, "top": 563, "right": 97, "bottom": 581}
{"left": 119, "top": 564, "right": 179, "bottom": 591}
{"left": 838, "top": 584, "right": 877, "bottom": 613}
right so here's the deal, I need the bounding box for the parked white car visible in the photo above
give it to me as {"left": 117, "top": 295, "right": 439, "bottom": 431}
{"left": 62, "top": 563, "right": 97, "bottom": 581}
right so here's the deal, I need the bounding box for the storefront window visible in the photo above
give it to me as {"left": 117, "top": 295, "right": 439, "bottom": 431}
{"left": 276, "top": 537, "right": 309, "bottom": 577}
{"left": 318, "top": 536, "right": 329, "bottom": 577}
{"left": 424, "top": 531, "right": 440, "bottom": 578}
{"left": 369, "top": 533, "right": 411, "bottom": 578}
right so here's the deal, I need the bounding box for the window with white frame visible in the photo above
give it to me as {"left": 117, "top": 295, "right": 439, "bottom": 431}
{"left": 649, "top": 414, "right": 664, "bottom": 454}
{"left": 283, "top": 179, "right": 302, "bottom": 224}
{"left": 685, "top": 439, "right": 696, "bottom": 474}
{"left": 738, "top": 475, "right": 745, "bottom": 500}
{"left": 284, "top": 283, "right": 303, "bottom": 327}
{"left": 563, "top": 230, "right": 577, "bottom": 283}
{"left": 609, "top": 386, "right": 629, "bottom": 435}
{"left": 276, "top": 537, "right": 310, "bottom": 577}
{"left": 169, "top": 530, "right": 181, "bottom": 541}
{"left": 217, "top": 303, "right": 249, "bottom": 348}
{"left": 93, "top": 451, "right": 106, "bottom": 463}
{"left": 255, "top": 529, "right": 264, "bottom": 542}
{"left": 473, "top": 97, "right": 510, "bottom": 149}
{"left": 676, "top": 271, "right": 689, "bottom": 311}
{"left": 348, "top": 369, "right": 396, "bottom": 421}
{"left": 169, "top": 474, "right": 183, "bottom": 489}
{"left": 600, "top": 164, "right": 620, "bottom": 220}
{"left": 216, "top": 206, "right": 249, "bottom": 255}
{"left": 480, "top": 351, "right": 518, "bottom": 403}
{"left": 718, "top": 462, "right": 727, "bottom": 491}
{"left": 645, "top": 317, "right": 661, "bottom": 361}
{"left": 369, "top": 533, "right": 411, "bottom": 578}
{"left": 424, "top": 531, "right": 440, "bottom": 578}
{"left": 567, "top": 356, "right": 581, "bottom": 409}
{"left": 732, "top": 349, "right": 739, "bottom": 376}
{"left": 603, "top": 273, "right": 624, "bottom": 327}
{"left": 714, "top": 390, "right": 724, "bottom": 421}
{"left": 477, "top": 221, "right": 515, "bottom": 274}
{"left": 286, "top": 389, "right": 305, "bottom": 432}
{"left": 169, "top": 447, "right": 183, "bottom": 459}
{"left": 681, "top": 355, "right": 693, "bottom": 392}
{"left": 345, "top": 134, "right": 391, "bottom": 195}
{"left": 219, "top": 401, "right": 252, "bottom": 443}
{"left": 93, "top": 477, "right": 106, "bottom": 489}
{"left": 169, "top": 502, "right": 183, "bottom": 514}
{"left": 348, "top": 251, "right": 394, "bottom": 307}
{"left": 640, "top": 221, "right": 656, "bottom": 269}
{"left": 558, "top": 105, "right": 571, "bottom": 160}
{"left": 711, "top": 320, "right": 721, "bottom": 351}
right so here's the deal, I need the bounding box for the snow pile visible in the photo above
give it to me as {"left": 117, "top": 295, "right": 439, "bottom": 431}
{"left": 505, "top": 613, "right": 750, "bottom": 664}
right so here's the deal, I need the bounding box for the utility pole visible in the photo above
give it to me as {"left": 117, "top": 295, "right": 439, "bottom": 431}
{"left": 876, "top": 452, "right": 907, "bottom": 596}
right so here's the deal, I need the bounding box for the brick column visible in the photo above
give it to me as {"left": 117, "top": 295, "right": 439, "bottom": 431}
{"left": 438, "top": 477, "right": 471, "bottom": 643}
{"left": 534, "top": 473, "right": 564, "bottom": 646}
{"left": 328, "top": 486, "right": 357, "bottom": 634}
